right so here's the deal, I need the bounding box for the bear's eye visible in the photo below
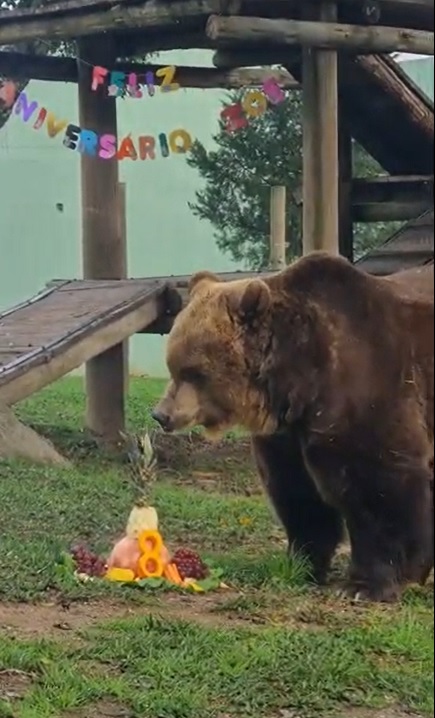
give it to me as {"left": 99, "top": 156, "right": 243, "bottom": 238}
{"left": 180, "top": 367, "right": 206, "bottom": 385}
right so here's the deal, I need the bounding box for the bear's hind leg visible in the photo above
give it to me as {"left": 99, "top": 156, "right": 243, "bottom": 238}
{"left": 343, "top": 461, "right": 433, "bottom": 603}
{"left": 252, "top": 433, "right": 344, "bottom": 584}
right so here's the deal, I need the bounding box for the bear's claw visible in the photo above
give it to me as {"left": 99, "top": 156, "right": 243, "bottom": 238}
{"left": 337, "top": 582, "right": 401, "bottom": 604}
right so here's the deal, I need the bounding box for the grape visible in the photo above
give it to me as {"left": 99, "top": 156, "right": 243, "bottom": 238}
{"left": 70, "top": 543, "right": 106, "bottom": 577}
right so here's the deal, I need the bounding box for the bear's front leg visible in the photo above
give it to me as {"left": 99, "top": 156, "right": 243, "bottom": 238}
{"left": 252, "top": 433, "right": 344, "bottom": 584}
{"left": 342, "top": 462, "right": 433, "bottom": 603}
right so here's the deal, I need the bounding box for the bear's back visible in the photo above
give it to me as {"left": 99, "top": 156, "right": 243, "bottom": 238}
{"left": 382, "top": 264, "right": 434, "bottom": 303}
{"left": 382, "top": 264, "right": 433, "bottom": 441}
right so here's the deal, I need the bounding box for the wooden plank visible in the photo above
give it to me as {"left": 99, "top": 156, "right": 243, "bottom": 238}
{"left": 118, "top": 181, "right": 129, "bottom": 394}
{"left": 0, "top": 0, "right": 223, "bottom": 46}
{"left": 353, "top": 200, "right": 432, "bottom": 221}
{"left": 352, "top": 175, "right": 434, "bottom": 204}
{"left": 287, "top": 51, "right": 433, "bottom": 176}
{"left": 269, "top": 186, "right": 287, "bottom": 270}
{"left": 0, "top": 51, "right": 299, "bottom": 89}
{"left": 338, "top": 108, "right": 354, "bottom": 261}
{"left": 0, "top": 288, "right": 164, "bottom": 379}
{"left": 0, "top": 0, "right": 133, "bottom": 20}
{"left": 302, "top": 2, "right": 339, "bottom": 255}
{"left": 205, "top": 14, "right": 435, "bottom": 55}
{"left": 0, "top": 292, "right": 162, "bottom": 407}
{"left": 356, "top": 55, "right": 434, "bottom": 140}
{"left": 295, "top": 175, "right": 433, "bottom": 222}
{"left": 0, "top": 0, "right": 432, "bottom": 21}
{"left": 78, "top": 35, "right": 125, "bottom": 442}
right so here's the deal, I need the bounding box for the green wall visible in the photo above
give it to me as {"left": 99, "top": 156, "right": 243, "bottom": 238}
{"left": 0, "top": 50, "right": 239, "bottom": 377}
{"left": 0, "top": 55, "right": 433, "bottom": 378}
{"left": 400, "top": 56, "right": 434, "bottom": 100}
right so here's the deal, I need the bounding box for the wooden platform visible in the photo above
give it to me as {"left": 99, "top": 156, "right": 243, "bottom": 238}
{"left": 355, "top": 208, "right": 434, "bottom": 275}
{"left": 286, "top": 53, "right": 434, "bottom": 176}
{"left": 0, "top": 210, "right": 433, "bottom": 406}
{"left": 0, "top": 278, "right": 168, "bottom": 406}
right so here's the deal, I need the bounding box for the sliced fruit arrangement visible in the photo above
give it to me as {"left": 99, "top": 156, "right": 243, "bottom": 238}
{"left": 66, "top": 432, "right": 224, "bottom": 593}
{"left": 69, "top": 534, "right": 214, "bottom": 592}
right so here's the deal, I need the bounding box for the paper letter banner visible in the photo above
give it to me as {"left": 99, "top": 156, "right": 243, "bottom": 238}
{"left": 220, "top": 77, "right": 286, "bottom": 133}
{"left": 10, "top": 91, "right": 194, "bottom": 162}
{"left": 91, "top": 64, "right": 181, "bottom": 98}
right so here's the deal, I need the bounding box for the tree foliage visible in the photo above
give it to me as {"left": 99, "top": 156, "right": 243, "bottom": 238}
{"left": 0, "top": 0, "right": 76, "bottom": 129}
{"left": 187, "top": 89, "right": 400, "bottom": 270}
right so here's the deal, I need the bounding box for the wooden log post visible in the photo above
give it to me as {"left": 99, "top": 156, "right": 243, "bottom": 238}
{"left": 302, "top": 3, "right": 340, "bottom": 255}
{"left": 338, "top": 108, "right": 354, "bottom": 261}
{"left": 270, "top": 186, "right": 287, "bottom": 270}
{"left": 205, "top": 15, "right": 434, "bottom": 55}
{"left": 117, "top": 182, "right": 130, "bottom": 395}
{"left": 77, "top": 36, "right": 127, "bottom": 443}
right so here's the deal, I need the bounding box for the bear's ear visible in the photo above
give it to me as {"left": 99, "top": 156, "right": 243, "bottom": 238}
{"left": 230, "top": 279, "right": 271, "bottom": 324}
{"left": 188, "top": 271, "right": 221, "bottom": 297}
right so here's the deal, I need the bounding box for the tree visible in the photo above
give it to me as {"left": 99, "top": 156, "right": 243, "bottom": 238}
{"left": 0, "top": 0, "right": 75, "bottom": 130}
{"left": 187, "top": 88, "right": 400, "bottom": 270}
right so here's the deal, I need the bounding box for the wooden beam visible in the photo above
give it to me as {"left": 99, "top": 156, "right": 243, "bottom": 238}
{"left": 0, "top": 0, "right": 134, "bottom": 21}
{"left": 270, "top": 186, "right": 287, "bottom": 270}
{"left": 352, "top": 175, "right": 434, "bottom": 204}
{"left": 295, "top": 175, "right": 434, "bottom": 222}
{"left": 205, "top": 15, "right": 434, "bottom": 55}
{"left": 0, "top": 293, "right": 161, "bottom": 407}
{"left": 212, "top": 48, "right": 301, "bottom": 69}
{"left": 78, "top": 35, "right": 126, "bottom": 443}
{"left": 0, "top": 0, "right": 222, "bottom": 46}
{"left": 355, "top": 55, "right": 434, "bottom": 143}
{"left": 117, "top": 182, "right": 130, "bottom": 395}
{"left": 353, "top": 200, "right": 432, "bottom": 221}
{"left": 1, "top": 0, "right": 431, "bottom": 22}
{"left": 366, "top": 0, "right": 433, "bottom": 6}
{"left": 338, "top": 111, "right": 354, "bottom": 261}
{"left": 0, "top": 51, "right": 299, "bottom": 90}
{"left": 302, "top": 3, "right": 340, "bottom": 255}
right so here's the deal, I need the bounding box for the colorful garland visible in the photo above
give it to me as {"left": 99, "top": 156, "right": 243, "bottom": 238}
{"left": 91, "top": 64, "right": 181, "bottom": 98}
{"left": 220, "top": 77, "right": 286, "bottom": 132}
{"left": 12, "top": 91, "right": 193, "bottom": 160}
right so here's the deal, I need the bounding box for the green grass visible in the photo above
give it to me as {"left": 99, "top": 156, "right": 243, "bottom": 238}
{"left": 0, "top": 376, "right": 433, "bottom": 718}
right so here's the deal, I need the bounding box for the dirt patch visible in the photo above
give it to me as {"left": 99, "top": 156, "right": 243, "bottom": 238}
{"left": 62, "top": 700, "right": 131, "bottom": 718}
{"left": 34, "top": 426, "right": 259, "bottom": 494}
{"left": 269, "top": 712, "right": 425, "bottom": 718}
{"left": 153, "top": 433, "right": 261, "bottom": 495}
{"left": 0, "top": 669, "right": 33, "bottom": 700}
{"left": 0, "top": 591, "right": 247, "bottom": 641}
{"left": 340, "top": 709, "right": 424, "bottom": 718}
{"left": 154, "top": 433, "right": 252, "bottom": 470}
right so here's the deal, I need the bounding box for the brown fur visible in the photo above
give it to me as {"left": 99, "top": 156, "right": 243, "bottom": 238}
{"left": 154, "top": 253, "right": 434, "bottom": 602}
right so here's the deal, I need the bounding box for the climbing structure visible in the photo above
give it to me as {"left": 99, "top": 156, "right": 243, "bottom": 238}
{"left": 0, "top": 0, "right": 433, "bottom": 439}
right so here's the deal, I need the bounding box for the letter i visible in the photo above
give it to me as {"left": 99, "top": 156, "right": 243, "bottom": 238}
{"left": 145, "top": 71, "right": 155, "bottom": 97}
{"left": 158, "top": 133, "right": 170, "bottom": 158}
{"left": 33, "top": 107, "right": 47, "bottom": 130}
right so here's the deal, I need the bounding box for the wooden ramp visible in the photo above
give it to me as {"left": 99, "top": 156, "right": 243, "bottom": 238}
{"left": 0, "top": 278, "right": 169, "bottom": 406}
{"left": 356, "top": 208, "right": 434, "bottom": 275}
{"left": 286, "top": 53, "right": 434, "bottom": 176}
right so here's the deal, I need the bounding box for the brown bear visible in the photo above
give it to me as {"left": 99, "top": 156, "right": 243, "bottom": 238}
{"left": 153, "top": 252, "right": 434, "bottom": 603}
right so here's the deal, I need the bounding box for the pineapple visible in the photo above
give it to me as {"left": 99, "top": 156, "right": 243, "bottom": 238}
{"left": 123, "top": 430, "right": 159, "bottom": 539}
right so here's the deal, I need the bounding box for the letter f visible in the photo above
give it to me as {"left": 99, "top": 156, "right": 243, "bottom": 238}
{"left": 91, "top": 66, "right": 109, "bottom": 92}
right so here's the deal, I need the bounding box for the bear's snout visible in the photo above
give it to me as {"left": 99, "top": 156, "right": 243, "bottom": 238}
{"left": 151, "top": 408, "right": 173, "bottom": 432}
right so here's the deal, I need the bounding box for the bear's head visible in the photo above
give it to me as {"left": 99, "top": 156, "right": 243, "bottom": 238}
{"left": 152, "top": 271, "right": 278, "bottom": 438}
